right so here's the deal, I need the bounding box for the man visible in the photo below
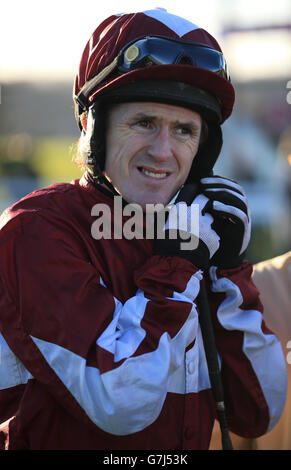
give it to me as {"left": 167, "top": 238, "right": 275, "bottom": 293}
{"left": 0, "top": 8, "right": 287, "bottom": 450}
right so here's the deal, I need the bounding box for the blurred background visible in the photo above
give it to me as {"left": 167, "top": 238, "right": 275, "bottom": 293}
{"left": 1, "top": 0, "right": 291, "bottom": 263}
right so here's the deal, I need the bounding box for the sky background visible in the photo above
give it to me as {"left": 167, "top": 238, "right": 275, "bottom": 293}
{"left": 1, "top": 0, "right": 291, "bottom": 82}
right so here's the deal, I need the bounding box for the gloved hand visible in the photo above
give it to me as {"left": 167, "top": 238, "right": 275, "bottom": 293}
{"left": 200, "top": 175, "right": 251, "bottom": 268}
{"left": 154, "top": 184, "right": 220, "bottom": 269}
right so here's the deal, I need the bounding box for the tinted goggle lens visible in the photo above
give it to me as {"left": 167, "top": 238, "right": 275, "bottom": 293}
{"left": 117, "top": 36, "right": 229, "bottom": 80}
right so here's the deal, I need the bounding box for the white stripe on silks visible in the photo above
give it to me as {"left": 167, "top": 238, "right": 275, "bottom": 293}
{"left": 166, "top": 271, "right": 212, "bottom": 394}
{"left": 144, "top": 8, "right": 199, "bottom": 36}
{"left": 168, "top": 312, "right": 221, "bottom": 395}
{"left": 0, "top": 332, "right": 33, "bottom": 389}
{"left": 97, "top": 276, "right": 148, "bottom": 362}
{"left": 186, "top": 324, "right": 214, "bottom": 393}
{"left": 209, "top": 267, "right": 287, "bottom": 432}
{"left": 98, "top": 270, "right": 202, "bottom": 362}
{"left": 29, "top": 272, "right": 203, "bottom": 435}
{"left": 170, "top": 269, "right": 202, "bottom": 303}
{"left": 97, "top": 292, "right": 148, "bottom": 362}
{"left": 30, "top": 320, "right": 193, "bottom": 435}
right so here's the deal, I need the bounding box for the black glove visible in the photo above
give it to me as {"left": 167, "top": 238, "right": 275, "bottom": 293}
{"left": 154, "top": 184, "right": 221, "bottom": 269}
{"left": 200, "top": 175, "right": 251, "bottom": 268}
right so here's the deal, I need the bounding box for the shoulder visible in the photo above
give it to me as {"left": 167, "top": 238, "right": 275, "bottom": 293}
{"left": 0, "top": 181, "right": 77, "bottom": 230}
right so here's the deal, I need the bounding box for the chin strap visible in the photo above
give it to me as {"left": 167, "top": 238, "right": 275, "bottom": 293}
{"left": 87, "top": 170, "right": 120, "bottom": 196}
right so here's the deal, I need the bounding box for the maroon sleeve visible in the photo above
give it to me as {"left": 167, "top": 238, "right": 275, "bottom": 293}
{"left": 206, "top": 262, "right": 287, "bottom": 437}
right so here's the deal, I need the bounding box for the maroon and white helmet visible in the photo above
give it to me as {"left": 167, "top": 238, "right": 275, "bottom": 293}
{"left": 73, "top": 8, "right": 235, "bottom": 184}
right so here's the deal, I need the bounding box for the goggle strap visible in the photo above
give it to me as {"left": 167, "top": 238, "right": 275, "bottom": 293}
{"left": 75, "top": 56, "right": 118, "bottom": 109}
